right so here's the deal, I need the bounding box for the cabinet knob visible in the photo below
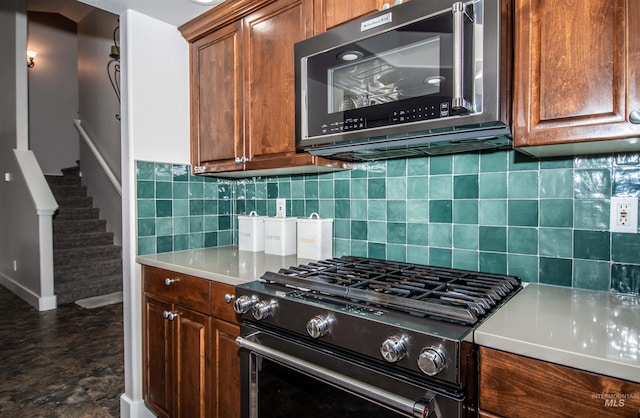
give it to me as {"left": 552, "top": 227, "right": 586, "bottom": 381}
{"left": 234, "top": 156, "right": 248, "bottom": 164}
{"left": 630, "top": 109, "right": 640, "bottom": 124}
{"left": 224, "top": 294, "right": 235, "bottom": 303}
{"left": 162, "top": 310, "right": 178, "bottom": 321}
{"left": 164, "top": 277, "right": 179, "bottom": 286}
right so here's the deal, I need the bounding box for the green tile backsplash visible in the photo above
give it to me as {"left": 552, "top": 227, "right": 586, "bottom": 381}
{"left": 136, "top": 150, "right": 640, "bottom": 294}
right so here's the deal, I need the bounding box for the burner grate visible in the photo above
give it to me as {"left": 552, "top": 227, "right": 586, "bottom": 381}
{"left": 261, "top": 256, "right": 520, "bottom": 325}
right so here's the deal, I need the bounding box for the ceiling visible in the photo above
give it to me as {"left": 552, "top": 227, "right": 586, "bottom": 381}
{"left": 28, "top": 0, "right": 224, "bottom": 27}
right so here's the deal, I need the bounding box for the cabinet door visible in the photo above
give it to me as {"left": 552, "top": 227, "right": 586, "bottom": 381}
{"left": 191, "top": 22, "right": 244, "bottom": 173}
{"left": 174, "top": 307, "right": 211, "bottom": 418}
{"left": 243, "top": 0, "right": 314, "bottom": 164}
{"left": 313, "top": 0, "right": 385, "bottom": 32}
{"left": 211, "top": 318, "right": 241, "bottom": 418}
{"left": 512, "top": 0, "right": 640, "bottom": 150}
{"left": 143, "top": 295, "right": 173, "bottom": 418}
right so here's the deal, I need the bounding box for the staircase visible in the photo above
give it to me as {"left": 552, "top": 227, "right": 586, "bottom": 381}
{"left": 46, "top": 165, "right": 122, "bottom": 305}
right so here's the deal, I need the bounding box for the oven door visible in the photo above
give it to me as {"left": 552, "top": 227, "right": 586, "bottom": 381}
{"left": 236, "top": 323, "right": 467, "bottom": 418}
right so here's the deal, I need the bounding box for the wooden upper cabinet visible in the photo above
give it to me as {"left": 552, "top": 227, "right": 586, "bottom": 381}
{"left": 512, "top": 0, "right": 640, "bottom": 155}
{"left": 191, "top": 22, "right": 244, "bottom": 173}
{"left": 313, "top": 0, "right": 385, "bottom": 33}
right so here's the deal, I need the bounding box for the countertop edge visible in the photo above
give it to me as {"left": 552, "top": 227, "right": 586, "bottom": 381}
{"left": 136, "top": 255, "right": 253, "bottom": 287}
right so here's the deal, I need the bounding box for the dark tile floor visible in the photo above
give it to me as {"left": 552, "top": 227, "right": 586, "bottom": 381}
{"left": 0, "top": 285, "right": 124, "bottom": 417}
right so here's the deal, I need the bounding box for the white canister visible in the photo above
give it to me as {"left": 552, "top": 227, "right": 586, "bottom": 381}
{"left": 296, "top": 213, "right": 333, "bottom": 260}
{"left": 238, "top": 211, "right": 266, "bottom": 252}
{"left": 264, "top": 217, "right": 297, "bottom": 256}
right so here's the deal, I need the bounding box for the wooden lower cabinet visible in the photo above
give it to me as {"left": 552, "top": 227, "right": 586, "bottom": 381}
{"left": 479, "top": 347, "right": 640, "bottom": 418}
{"left": 142, "top": 266, "right": 241, "bottom": 418}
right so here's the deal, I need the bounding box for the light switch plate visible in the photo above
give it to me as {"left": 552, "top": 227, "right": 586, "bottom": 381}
{"left": 610, "top": 197, "right": 638, "bottom": 233}
{"left": 276, "top": 199, "right": 286, "bottom": 218}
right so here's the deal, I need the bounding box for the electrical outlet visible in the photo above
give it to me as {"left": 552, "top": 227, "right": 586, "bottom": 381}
{"left": 276, "top": 199, "right": 286, "bottom": 218}
{"left": 610, "top": 197, "right": 638, "bottom": 233}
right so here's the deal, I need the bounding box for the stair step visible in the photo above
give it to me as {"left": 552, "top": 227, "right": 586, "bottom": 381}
{"left": 54, "top": 231, "right": 115, "bottom": 250}
{"left": 54, "top": 245, "right": 122, "bottom": 267}
{"left": 54, "top": 207, "right": 100, "bottom": 221}
{"left": 45, "top": 174, "right": 80, "bottom": 186}
{"left": 60, "top": 165, "right": 80, "bottom": 176}
{"left": 53, "top": 219, "right": 107, "bottom": 234}
{"left": 55, "top": 259, "right": 122, "bottom": 284}
{"left": 49, "top": 184, "right": 87, "bottom": 198}
{"left": 55, "top": 195, "right": 94, "bottom": 208}
{"left": 55, "top": 274, "right": 122, "bottom": 305}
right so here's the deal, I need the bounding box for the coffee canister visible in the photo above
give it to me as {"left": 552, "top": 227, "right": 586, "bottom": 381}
{"left": 264, "top": 217, "right": 297, "bottom": 256}
{"left": 238, "top": 211, "right": 266, "bottom": 252}
{"left": 296, "top": 213, "right": 333, "bottom": 260}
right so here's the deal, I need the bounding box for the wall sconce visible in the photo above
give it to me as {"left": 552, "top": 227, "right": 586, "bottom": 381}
{"left": 27, "top": 50, "right": 37, "bottom": 68}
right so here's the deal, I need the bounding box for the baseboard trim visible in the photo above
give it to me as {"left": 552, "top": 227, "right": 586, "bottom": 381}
{"left": 120, "top": 394, "right": 156, "bottom": 418}
{"left": 0, "top": 273, "right": 56, "bottom": 311}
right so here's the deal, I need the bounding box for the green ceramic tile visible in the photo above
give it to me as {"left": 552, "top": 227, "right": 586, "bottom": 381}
{"left": 387, "top": 223, "right": 407, "bottom": 244}
{"left": 155, "top": 163, "right": 172, "bottom": 181}
{"left": 204, "top": 215, "right": 217, "bottom": 232}
{"left": 368, "top": 162, "right": 387, "bottom": 178}
{"left": 368, "top": 200, "right": 386, "bottom": 221}
{"left": 479, "top": 173, "right": 507, "bottom": 198}
{"left": 351, "top": 220, "right": 367, "bottom": 240}
{"left": 611, "top": 263, "right": 640, "bottom": 294}
{"left": 573, "top": 260, "right": 610, "bottom": 291}
{"left": 387, "top": 178, "right": 407, "bottom": 199}
{"left": 428, "top": 224, "right": 451, "bottom": 247}
{"left": 335, "top": 200, "right": 351, "bottom": 219}
{"left": 407, "top": 157, "right": 429, "bottom": 176}
{"left": 429, "top": 200, "right": 452, "bottom": 223}
{"left": 190, "top": 173, "right": 203, "bottom": 182}
{"left": 189, "top": 182, "right": 204, "bottom": 199}
{"left": 156, "top": 218, "right": 172, "bottom": 236}
{"left": 453, "top": 249, "right": 478, "bottom": 271}
{"left": 190, "top": 216, "right": 204, "bottom": 233}
{"left": 387, "top": 159, "right": 406, "bottom": 177}
{"left": 277, "top": 181, "right": 291, "bottom": 198}
{"left": 218, "top": 231, "right": 232, "bottom": 246}
{"left": 334, "top": 239, "right": 350, "bottom": 257}
{"left": 255, "top": 182, "right": 267, "bottom": 199}
{"left": 368, "top": 242, "right": 386, "bottom": 259}
{"left": 407, "top": 176, "right": 428, "bottom": 199}
{"left": 508, "top": 200, "right": 538, "bottom": 227}
{"left": 574, "top": 199, "right": 609, "bottom": 230}
{"left": 429, "top": 248, "right": 452, "bottom": 267}
{"left": 478, "top": 200, "right": 507, "bottom": 226}
{"left": 407, "top": 246, "right": 428, "bottom": 264}
{"left": 508, "top": 171, "right": 538, "bottom": 198}
{"left": 218, "top": 215, "right": 231, "bottom": 230}
{"left": 305, "top": 180, "right": 319, "bottom": 198}
{"left": 407, "top": 223, "right": 428, "bottom": 245}
{"left": 352, "top": 240, "right": 368, "bottom": 257}
{"left": 155, "top": 181, "right": 172, "bottom": 199}
{"left": 387, "top": 245, "right": 407, "bottom": 262}
{"left": 479, "top": 252, "right": 507, "bottom": 274}
{"left": 137, "top": 199, "right": 155, "bottom": 218}
{"left": 172, "top": 164, "right": 189, "bottom": 181}
{"left": 204, "top": 232, "right": 218, "bottom": 247}
{"left": 291, "top": 180, "right": 304, "bottom": 198}
{"left": 368, "top": 221, "right": 387, "bottom": 242}
{"left": 454, "top": 175, "right": 479, "bottom": 199}
{"left": 508, "top": 151, "right": 539, "bottom": 171}
{"left": 539, "top": 199, "right": 573, "bottom": 228}
{"left": 137, "top": 181, "right": 154, "bottom": 198}
{"left": 267, "top": 182, "right": 278, "bottom": 198}
{"left": 480, "top": 151, "right": 508, "bottom": 172}
{"left": 574, "top": 230, "right": 610, "bottom": 261}
{"left": 611, "top": 233, "right": 640, "bottom": 263}
{"left": 306, "top": 200, "right": 319, "bottom": 215}
{"left": 540, "top": 157, "right": 573, "bottom": 169}
{"left": 539, "top": 257, "right": 572, "bottom": 286}
{"left": 173, "top": 235, "right": 189, "bottom": 251}
{"left": 218, "top": 200, "right": 231, "bottom": 215}
{"left": 429, "top": 176, "right": 453, "bottom": 199}
{"left": 174, "top": 217, "right": 189, "bottom": 234}
{"left": 157, "top": 236, "right": 173, "bottom": 253}
{"left": 454, "top": 154, "right": 479, "bottom": 174}
{"left": 350, "top": 166, "right": 367, "bottom": 178}
{"left": 318, "top": 200, "right": 335, "bottom": 218}
{"left": 136, "top": 161, "right": 155, "bottom": 180}
{"left": 479, "top": 226, "right": 506, "bottom": 252}
{"left": 171, "top": 200, "right": 187, "bottom": 217}
{"left": 319, "top": 181, "right": 334, "bottom": 198}
{"left": 368, "top": 178, "right": 386, "bottom": 198}
{"left": 334, "top": 219, "right": 351, "bottom": 239}
{"left": 387, "top": 200, "right": 406, "bottom": 222}
{"left": 575, "top": 154, "right": 612, "bottom": 168}
{"left": 430, "top": 155, "right": 452, "bottom": 175}
{"left": 613, "top": 168, "right": 640, "bottom": 197}
{"left": 539, "top": 169, "right": 573, "bottom": 198}
{"left": 204, "top": 200, "right": 217, "bottom": 215}
{"left": 334, "top": 169, "right": 351, "bottom": 179}
{"left": 453, "top": 200, "right": 478, "bottom": 224}
{"left": 351, "top": 179, "right": 368, "bottom": 199}
{"left": 203, "top": 182, "right": 217, "bottom": 199}
{"left": 407, "top": 201, "right": 428, "bottom": 222}
{"left": 507, "top": 254, "right": 538, "bottom": 282}
{"left": 454, "top": 224, "right": 478, "bottom": 250}
{"left": 189, "top": 233, "right": 204, "bottom": 249}
{"left": 615, "top": 153, "right": 640, "bottom": 166}
{"left": 138, "top": 219, "right": 155, "bottom": 237}
{"left": 291, "top": 199, "right": 305, "bottom": 216}
{"left": 137, "top": 237, "right": 155, "bottom": 255}
{"left": 539, "top": 228, "right": 572, "bottom": 258}
{"left": 574, "top": 169, "right": 611, "bottom": 199}
{"left": 507, "top": 227, "right": 538, "bottom": 255}
{"left": 189, "top": 200, "right": 204, "bottom": 216}
{"left": 156, "top": 200, "right": 172, "bottom": 217}
{"left": 173, "top": 183, "right": 188, "bottom": 199}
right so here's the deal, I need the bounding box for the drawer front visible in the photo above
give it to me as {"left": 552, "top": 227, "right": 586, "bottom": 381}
{"left": 211, "top": 281, "right": 241, "bottom": 324}
{"left": 143, "top": 266, "right": 211, "bottom": 314}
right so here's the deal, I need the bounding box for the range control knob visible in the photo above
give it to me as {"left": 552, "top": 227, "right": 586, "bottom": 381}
{"left": 380, "top": 336, "right": 408, "bottom": 363}
{"left": 252, "top": 300, "right": 277, "bottom": 320}
{"left": 417, "top": 347, "right": 446, "bottom": 376}
{"left": 233, "top": 295, "right": 258, "bottom": 314}
{"left": 306, "top": 315, "right": 333, "bottom": 338}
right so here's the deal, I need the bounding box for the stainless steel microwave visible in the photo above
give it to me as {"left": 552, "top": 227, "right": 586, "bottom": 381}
{"left": 294, "top": 0, "right": 512, "bottom": 161}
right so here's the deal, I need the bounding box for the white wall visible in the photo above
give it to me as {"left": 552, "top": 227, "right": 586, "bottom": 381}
{"left": 27, "top": 12, "right": 80, "bottom": 175}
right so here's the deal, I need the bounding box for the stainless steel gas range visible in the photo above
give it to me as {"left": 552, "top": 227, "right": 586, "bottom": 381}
{"left": 234, "top": 256, "right": 521, "bottom": 418}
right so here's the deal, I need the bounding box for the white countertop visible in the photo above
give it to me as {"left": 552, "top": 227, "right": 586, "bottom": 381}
{"left": 136, "top": 246, "right": 315, "bottom": 286}
{"left": 475, "top": 284, "right": 640, "bottom": 383}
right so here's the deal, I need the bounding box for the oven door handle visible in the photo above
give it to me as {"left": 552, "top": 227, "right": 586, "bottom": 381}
{"left": 236, "top": 335, "right": 437, "bottom": 418}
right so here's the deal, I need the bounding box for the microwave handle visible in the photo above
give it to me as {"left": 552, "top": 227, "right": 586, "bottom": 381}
{"left": 452, "top": 2, "right": 472, "bottom": 112}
